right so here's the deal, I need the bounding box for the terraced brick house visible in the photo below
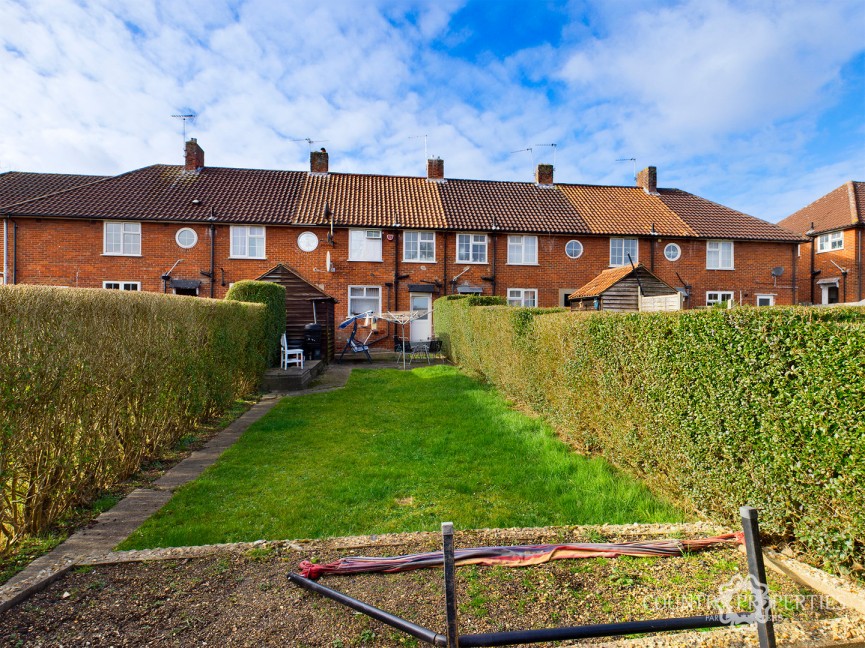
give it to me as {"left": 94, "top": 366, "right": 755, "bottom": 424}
{"left": 1, "top": 139, "right": 802, "bottom": 346}
{"left": 777, "top": 181, "right": 864, "bottom": 305}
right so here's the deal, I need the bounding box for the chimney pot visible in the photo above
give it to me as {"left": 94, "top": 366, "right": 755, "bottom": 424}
{"left": 184, "top": 138, "right": 205, "bottom": 172}
{"left": 310, "top": 149, "right": 329, "bottom": 174}
{"left": 637, "top": 166, "right": 657, "bottom": 193}
{"left": 535, "top": 163, "right": 554, "bottom": 186}
{"left": 427, "top": 158, "right": 444, "bottom": 181}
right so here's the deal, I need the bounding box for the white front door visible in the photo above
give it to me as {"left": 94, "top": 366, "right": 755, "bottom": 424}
{"left": 410, "top": 294, "right": 432, "bottom": 342}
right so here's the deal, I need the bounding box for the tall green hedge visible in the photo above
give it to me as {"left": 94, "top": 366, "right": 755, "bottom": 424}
{"left": 225, "top": 280, "right": 286, "bottom": 367}
{"left": 435, "top": 297, "right": 865, "bottom": 573}
{"left": 0, "top": 286, "right": 266, "bottom": 553}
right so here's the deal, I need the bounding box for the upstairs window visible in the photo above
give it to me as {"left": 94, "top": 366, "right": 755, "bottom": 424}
{"left": 456, "top": 233, "right": 488, "bottom": 263}
{"left": 706, "top": 240, "right": 734, "bottom": 269}
{"left": 104, "top": 222, "right": 141, "bottom": 256}
{"left": 230, "top": 226, "right": 266, "bottom": 258}
{"left": 507, "top": 235, "right": 538, "bottom": 265}
{"left": 817, "top": 231, "right": 844, "bottom": 253}
{"left": 609, "top": 238, "right": 638, "bottom": 266}
{"left": 349, "top": 229, "right": 383, "bottom": 262}
{"left": 404, "top": 231, "right": 435, "bottom": 262}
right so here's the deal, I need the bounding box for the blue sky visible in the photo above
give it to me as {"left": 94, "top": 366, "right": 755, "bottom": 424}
{"left": 1, "top": 0, "right": 863, "bottom": 222}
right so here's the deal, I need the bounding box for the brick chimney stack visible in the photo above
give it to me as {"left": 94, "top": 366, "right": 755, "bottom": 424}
{"left": 637, "top": 166, "right": 657, "bottom": 194}
{"left": 427, "top": 157, "right": 444, "bottom": 181}
{"left": 184, "top": 138, "right": 205, "bottom": 172}
{"left": 536, "top": 164, "right": 554, "bottom": 186}
{"left": 310, "top": 148, "right": 329, "bottom": 174}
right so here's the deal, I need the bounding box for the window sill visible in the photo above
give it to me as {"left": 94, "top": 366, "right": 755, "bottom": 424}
{"left": 816, "top": 249, "right": 843, "bottom": 254}
{"left": 402, "top": 259, "right": 437, "bottom": 264}
{"left": 506, "top": 262, "right": 540, "bottom": 266}
{"left": 706, "top": 267, "right": 735, "bottom": 271}
{"left": 455, "top": 260, "right": 488, "bottom": 265}
{"left": 102, "top": 253, "right": 142, "bottom": 257}
{"left": 228, "top": 256, "right": 267, "bottom": 260}
{"left": 348, "top": 259, "right": 384, "bottom": 263}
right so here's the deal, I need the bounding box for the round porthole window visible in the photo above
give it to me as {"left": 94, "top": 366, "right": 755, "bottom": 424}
{"left": 664, "top": 243, "right": 681, "bottom": 261}
{"left": 565, "top": 240, "right": 583, "bottom": 259}
{"left": 297, "top": 231, "right": 319, "bottom": 252}
{"left": 176, "top": 227, "right": 198, "bottom": 249}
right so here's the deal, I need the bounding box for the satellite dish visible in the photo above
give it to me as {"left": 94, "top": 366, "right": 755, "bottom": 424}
{"left": 771, "top": 266, "right": 784, "bottom": 277}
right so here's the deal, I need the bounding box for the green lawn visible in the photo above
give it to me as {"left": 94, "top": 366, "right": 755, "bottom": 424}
{"left": 120, "top": 366, "right": 685, "bottom": 549}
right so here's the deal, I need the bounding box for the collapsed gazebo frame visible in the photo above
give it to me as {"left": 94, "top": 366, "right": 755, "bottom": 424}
{"left": 287, "top": 506, "right": 776, "bottom": 647}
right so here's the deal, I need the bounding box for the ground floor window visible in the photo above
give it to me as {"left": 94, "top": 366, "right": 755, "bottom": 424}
{"left": 706, "top": 290, "right": 734, "bottom": 306}
{"left": 507, "top": 288, "right": 537, "bottom": 307}
{"left": 756, "top": 294, "right": 775, "bottom": 307}
{"left": 348, "top": 285, "right": 381, "bottom": 316}
{"left": 103, "top": 281, "right": 140, "bottom": 291}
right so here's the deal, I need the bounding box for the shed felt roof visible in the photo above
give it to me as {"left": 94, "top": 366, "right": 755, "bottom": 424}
{"left": 0, "top": 171, "right": 107, "bottom": 208}
{"left": 569, "top": 264, "right": 675, "bottom": 299}
{"left": 777, "top": 181, "right": 864, "bottom": 236}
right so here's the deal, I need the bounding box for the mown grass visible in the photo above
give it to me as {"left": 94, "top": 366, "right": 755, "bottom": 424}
{"left": 121, "top": 366, "right": 685, "bottom": 549}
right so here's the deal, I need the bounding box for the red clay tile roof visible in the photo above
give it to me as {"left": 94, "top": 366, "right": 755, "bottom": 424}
{"left": 0, "top": 171, "right": 107, "bottom": 208}
{"left": 439, "top": 179, "right": 590, "bottom": 233}
{"left": 569, "top": 264, "right": 640, "bottom": 299}
{"left": 1, "top": 165, "right": 307, "bottom": 223}
{"left": 1, "top": 162, "right": 800, "bottom": 243}
{"left": 777, "top": 181, "right": 864, "bottom": 235}
{"left": 656, "top": 189, "right": 802, "bottom": 241}
{"left": 557, "top": 184, "right": 693, "bottom": 236}
{"left": 293, "top": 173, "right": 446, "bottom": 229}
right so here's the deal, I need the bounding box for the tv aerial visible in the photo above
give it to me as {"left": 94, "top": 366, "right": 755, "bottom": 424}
{"left": 291, "top": 137, "right": 329, "bottom": 151}
{"left": 171, "top": 113, "right": 196, "bottom": 143}
{"left": 616, "top": 157, "right": 637, "bottom": 182}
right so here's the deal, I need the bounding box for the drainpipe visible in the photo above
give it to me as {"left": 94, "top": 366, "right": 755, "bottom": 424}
{"left": 2, "top": 218, "right": 7, "bottom": 285}
{"left": 791, "top": 244, "right": 798, "bottom": 305}
{"left": 209, "top": 222, "right": 216, "bottom": 298}
{"left": 858, "top": 225, "right": 863, "bottom": 302}
{"left": 393, "top": 230, "right": 400, "bottom": 311}
{"left": 490, "top": 233, "right": 497, "bottom": 296}
{"left": 807, "top": 224, "right": 816, "bottom": 304}
{"left": 442, "top": 231, "right": 448, "bottom": 295}
{"left": 12, "top": 221, "right": 17, "bottom": 284}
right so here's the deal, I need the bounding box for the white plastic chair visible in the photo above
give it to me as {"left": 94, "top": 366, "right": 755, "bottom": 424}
{"left": 280, "top": 333, "right": 304, "bottom": 370}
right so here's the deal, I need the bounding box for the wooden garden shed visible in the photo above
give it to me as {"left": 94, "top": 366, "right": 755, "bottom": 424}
{"left": 257, "top": 264, "right": 337, "bottom": 362}
{"left": 569, "top": 264, "right": 682, "bottom": 312}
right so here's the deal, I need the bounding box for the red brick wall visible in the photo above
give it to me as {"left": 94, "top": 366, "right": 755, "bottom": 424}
{"left": 6, "top": 219, "right": 801, "bottom": 347}
{"left": 794, "top": 228, "right": 862, "bottom": 304}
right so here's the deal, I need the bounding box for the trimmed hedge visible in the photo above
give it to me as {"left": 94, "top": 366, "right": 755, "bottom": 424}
{"left": 0, "top": 286, "right": 266, "bottom": 553}
{"left": 435, "top": 297, "right": 865, "bottom": 573}
{"left": 225, "top": 280, "right": 286, "bottom": 367}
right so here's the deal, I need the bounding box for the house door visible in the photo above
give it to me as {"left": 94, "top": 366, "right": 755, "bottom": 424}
{"left": 821, "top": 283, "right": 839, "bottom": 304}
{"left": 409, "top": 294, "right": 432, "bottom": 342}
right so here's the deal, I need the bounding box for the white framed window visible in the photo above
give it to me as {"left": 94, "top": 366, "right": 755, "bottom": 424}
{"left": 230, "top": 226, "right": 266, "bottom": 259}
{"left": 103, "top": 222, "right": 141, "bottom": 256}
{"left": 706, "top": 240, "right": 734, "bottom": 269}
{"left": 103, "top": 281, "right": 140, "bottom": 291}
{"left": 404, "top": 231, "right": 435, "bottom": 262}
{"left": 565, "top": 240, "right": 583, "bottom": 259}
{"left": 507, "top": 235, "right": 538, "bottom": 265}
{"left": 756, "top": 294, "right": 775, "bottom": 307}
{"left": 817, "top": 231, "right": 844, "bottom": 253}
{"left": 175, "top": 227, "right": 198, "bottom": 249}
{"left": 348, "top": 285, "right": 381, "bottom": 316}
{"left": 706, "top": 291, "right": 735, "bottom": 306}
{"left": 456, "top": 233, "right": 488, "bottom": 263}
{"left": 349, "top": 229, "right": 383, "bottom": 262}
{"left": 664, "top": 243, "right": 681, "bottom": 261}
{"left": 610, "top": 238, "right": 638, "bottom": 266}
{"left": 507, "top": 288, "right": 537, "bottom": 307}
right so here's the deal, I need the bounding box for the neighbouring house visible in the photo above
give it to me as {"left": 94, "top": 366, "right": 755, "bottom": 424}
{"left": 0, "top": 171, "right": 107, "bottom": 285}
{"left": 568, "top": 264, "right": 682, "bottom": 312}
{"left": 1, "top": 139, "right": 803, "bottom": 347}
{"left": 777, "top": 181, "right": 864, "bottom": 305}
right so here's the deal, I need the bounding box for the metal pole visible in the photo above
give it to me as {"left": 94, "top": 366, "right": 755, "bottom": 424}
{"left": 442, "top": 522, "right": 460, "bottom": 647}
{"left": 287, "top": 573, "right": 445, "bottom": 646}
{"left": 740, "top": 506, "right": 776, "bottom": 648}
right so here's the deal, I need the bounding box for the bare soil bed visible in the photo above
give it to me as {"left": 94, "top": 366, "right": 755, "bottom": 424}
{"left": 1, "top": 526, "right": 857, "bottom": 647}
